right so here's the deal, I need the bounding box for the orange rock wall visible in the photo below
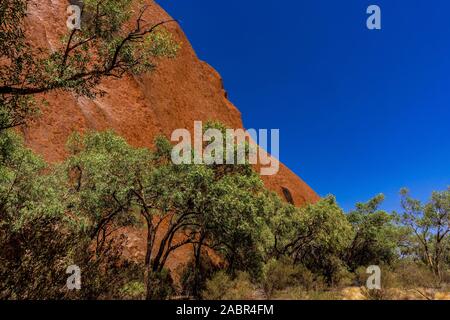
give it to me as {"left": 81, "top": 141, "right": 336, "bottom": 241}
{"left": 22, "top": 0, "right": 319, "bottom": 206}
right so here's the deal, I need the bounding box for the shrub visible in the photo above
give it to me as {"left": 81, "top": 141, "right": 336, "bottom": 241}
{"left": 202, "top": 271, "right": 231, "bottom": 300}
{"left": 270, "top": 196, "right": 354, "bottom": 285}
{"left": 393, "top": 261, "right": 440, "bottom": 289}
{"left": 179, "top": 254, "right": 220, "bottom": 298}
{"left": 345, "top": 194, "right": 402, "bottom": 270}
{"left": 361, "top": 287, "right": 394, "bottom": 300}
{"left": 146, "top": 269, "right": 175, "bottom": 300}
{"left": 263, "top": 258, "right": 298, "bottom": 298}
{"left": 333, "top": 267, "right": 355, "bottom": 288}
{"left": 262, "top": 258, "right": 317, "bottom": 298}
{"left": 202, "top": 271, "right": 255, "bottom": 300}
{"left": 119, "top": 281, "right": 146, "bottom": 300}
{"left": 271, "top": 286, "right": 342, "bottom": 301}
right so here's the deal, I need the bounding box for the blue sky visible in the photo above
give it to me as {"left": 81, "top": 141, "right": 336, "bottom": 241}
{"left": 159, "top": 0, "right": 450, "bottom": 212}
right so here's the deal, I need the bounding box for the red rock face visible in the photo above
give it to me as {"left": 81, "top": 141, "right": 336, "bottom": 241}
{"left": 22, "top": 0, "right": 319, "bottom": 206}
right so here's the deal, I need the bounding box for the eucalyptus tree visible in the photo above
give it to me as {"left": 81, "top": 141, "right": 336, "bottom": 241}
{"left": 268, "top": 195, "right": 353, "bottom": 285}
{"left": 346, "top": 194, "right": 403, "bottom": 270}
{"left": 398, "top": 188, "right": 449, "bottom": 281}
{"left": 0, "top": 0, "right": 179, "bottom": 132}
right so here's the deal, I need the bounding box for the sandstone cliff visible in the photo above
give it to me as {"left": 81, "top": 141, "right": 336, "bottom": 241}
{"left": 22, "top": 0, "right": 319, "bottom": 206}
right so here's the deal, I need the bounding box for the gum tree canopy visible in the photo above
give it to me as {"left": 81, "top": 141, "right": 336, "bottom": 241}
{"left": 0, "top": 0, "right": 179, "bottom": 131}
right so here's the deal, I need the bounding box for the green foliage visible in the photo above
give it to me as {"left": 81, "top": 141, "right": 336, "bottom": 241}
{"left": 0, "top": 124, "right": 448, "bottom": 300}
{"left": 262, "top": 258, "right": 298, "bottom": 298}
{"left": 262, "top": 257, "right": 317, "bottom": 298}
{"left": 392, "top": 261, "right": 440, "bottom": 289}
{"left": 0, "top": 131, "right": 64, "bottom": 229}
{"left": 202, "top": 271, "right": 255, "bottom": 300}
{"left": 179, "top": 254, "right": 220, "bottom": 297}
{"left": 202, "top": 271, "right": 231, "bottom": 300}
{"left": 147, "top": 28, "right": 180, "bottom": 59}
{"left": 397, "top": 188, "right": 449, "bottom": 280}
{"left": 0, "top": 131, "right": 130, "bottom": 299}
{"left": 83, "top": 0, "right": 134, "bottom": 33}
{"left": 206, "top": 173, "right": 270, "bottom": 277}
{"left": 63, "top": 131, "right": 174, "bottom": 299}
{"left": 304, "top": 290, "right": 342, "bottom": 300}
{"left": 0, "top": 138, "right": 75, "bottom": 298}
{"left": 0, "top": 0, "right": 37, "bottom": 129}
{"left": 64, "top": 131, "right": 150, "bottom": 238}
{"left": 0, "top": 0, "right": 179, "bottom": 131}
{"left": 270, "top": 195, "right": 353, "bottom": 285}
{"left": 346, "top": 194, "right": 403, "bottom": 270}
{"left": 300, "top": 196, "right": 354, "bottom": 257}
{"left": 119, "top": 281, "right": 146, "bottom": 300}
{"left": 145, "top": 269, "right": 174, "bottom": 300}
{"left": 61, "top": 131, "right": 272, "bottom": 298}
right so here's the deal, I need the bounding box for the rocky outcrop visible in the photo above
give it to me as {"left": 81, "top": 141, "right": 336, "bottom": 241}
{"left": 22, "top": 0, "right": 319, "bottom": 206}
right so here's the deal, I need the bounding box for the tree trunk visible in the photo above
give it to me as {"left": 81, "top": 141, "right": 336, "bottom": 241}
{"left": 144, "top": 217, "right": 155, "bottom": 300}
{"left": 192, "top": 233, "right": 205, "bottom": 299}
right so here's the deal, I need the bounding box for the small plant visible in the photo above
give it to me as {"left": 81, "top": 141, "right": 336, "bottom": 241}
{"left": 146, "top": 269, "right": 175, "bottom": 300}
{"left": 202, "top": 272, "right": 255, "bottom": 300}
{"left": 393, "top": 261, "right": 440, "bottom": 289}
{"left": 361, "top": 287, "right": 393, "bottom": 300}
{"left": 262, "top": 257, "right": 316, "bottom": 298}
{"left": 119, "top": 281, "right": 145, "bottom": 300}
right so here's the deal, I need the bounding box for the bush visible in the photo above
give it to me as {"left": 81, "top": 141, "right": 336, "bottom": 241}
{"left": 119, "top": 281, "right": 146, "bottom": 300}
{"left": 107, "top": 261, "right": 145, "bottom": 300}
{"left": 271, "top": 196, "right": 354, "bottom": 285}
{"left": 263, "top": 258, "right": 298, "bottom": 298}
{"left": 333, "top": 267, "right": 355, "bottom": 288}
{"left": 262, "top": 258, "right": 317, "bottom": 298}
{"left": 146, "top": 269, "right": 175, "bottom": 300}
{"left": 202, "top": 271, "right": 231, "bottom": 300}
{"left": 354, "top": 264, "right": 398, "bottom": 287}
{"left": 361, "top": 287, "right": 394, "bottom": 300}
{"left": 202, "top": 271, "right": 255, "bottom": 300}
{"left": 354, "top": 265, "right": 395, "bottom": 300}
{"left": 179, "top": 254, "right": 220, "bottom": 298}
{"left": 392, "top": 261, "right": 440, "bottom": 289}
{"left": 353, "top": 264, "right": 437, "bottom": 300}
